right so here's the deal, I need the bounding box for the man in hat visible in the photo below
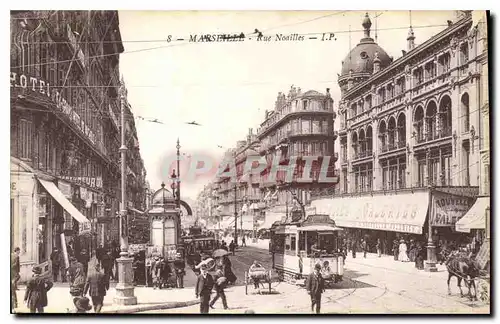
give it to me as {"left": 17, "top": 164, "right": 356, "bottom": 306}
{"left": 101, "top": 250, "right": 115, "bottom": 281}
{"left": 84, "top": 263, "right": 109, "bottom": 313}
{"left": 151, "top": 255, "right": 162, "bottom": 289}
{"left": 24, "top": 266, "right": 53, "bottom": 313}
{"left": 306, "top": 263, "right": 325, "bottom": 314}
{"left": 195, "top": 260, "right": 214, "bottom": 314}
{"left": 173, "top": 253, "right": 186, "bottom": 289}
{"left": 69, "top": 296, "right": 92, "bottom": 313}
{"left": 50, "top": 247, "right": 63, "bottom": 282}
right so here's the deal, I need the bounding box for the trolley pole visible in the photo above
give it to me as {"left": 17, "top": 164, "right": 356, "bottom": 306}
{"left": 114, "top": 80, "right": 137, "bottom": 305}
{"left": 234, "top": 184, "right": 238, "bottom": 246}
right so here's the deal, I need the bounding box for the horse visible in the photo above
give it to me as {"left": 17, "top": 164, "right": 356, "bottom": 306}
{"left": 445, "top": 252, "right": 480, "bottom": 301}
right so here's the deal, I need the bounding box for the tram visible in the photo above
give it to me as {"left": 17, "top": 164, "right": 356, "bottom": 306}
{"left": 269, "top": 214, "right": 345, "bottom": 285}
{"left": 182, "top": 225, "right": 217, "bottom": 271}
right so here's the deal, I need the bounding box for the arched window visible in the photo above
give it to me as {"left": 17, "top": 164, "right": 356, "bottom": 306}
{"left": 366, "top": 126, "right": 373, "bottom": 155}
{"left": 426, "top": 101, "right": 437, "bottom": 141}
{"left": 359, "top": 129, "right": 366, "bottom": 158}
{"left": 387, "top": 117, "right": 396, "bottom": 150}
{"left": 397, "top": 113, "right": 406, "bottom": 147}
{"left": 351, "top": 132, "right": 358, "bottom": 159}
{"left": 413, "top": 106, "right": 425, "bottom": 143}
{"left": 350, "top": 103, "right": 357, "bottom": 118}
{"left": 461, "top": 93, "right": 470, "bottom": 132}
{"left": 438, "top": 95, "right": 452, "bottom": 138}
{"left": 378, "top": 121, "right": 387, "bottom": 152}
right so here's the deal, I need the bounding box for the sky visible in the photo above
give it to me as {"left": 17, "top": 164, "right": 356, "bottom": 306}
{"left": 118, "top": 10, "right": 458, "bottom": 200}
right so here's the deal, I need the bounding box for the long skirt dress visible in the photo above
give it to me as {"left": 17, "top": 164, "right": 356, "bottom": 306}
{"left": 398, "top": 243, "right": 410, "bottom": 262}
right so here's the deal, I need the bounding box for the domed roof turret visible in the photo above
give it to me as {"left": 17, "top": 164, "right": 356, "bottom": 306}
{"left": 301, "top": 90, "right": 324, "bottom": 97}
{"left": 338, "top": 13, "right": 392, "bottom": 84}
{"left": 151, "top": 182, "right": 175, "bottom": 205}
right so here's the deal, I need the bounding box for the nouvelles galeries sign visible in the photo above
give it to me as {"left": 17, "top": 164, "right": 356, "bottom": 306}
{"left": 10, "top": 72, "right": 97, "bottom": 146}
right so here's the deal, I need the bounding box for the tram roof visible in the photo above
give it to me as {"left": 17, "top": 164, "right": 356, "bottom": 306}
{"left": 270, "top": 214, "right": 341, "bottom": 231}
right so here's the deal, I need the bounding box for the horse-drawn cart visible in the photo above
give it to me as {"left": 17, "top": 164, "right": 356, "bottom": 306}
{"left": 244, "top": 267, "right": 273, "bottom": 295}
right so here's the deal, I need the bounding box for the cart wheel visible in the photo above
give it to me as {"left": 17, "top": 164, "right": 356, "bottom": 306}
{"left": 244, "top": 271, "right": 248, "bottom": 295}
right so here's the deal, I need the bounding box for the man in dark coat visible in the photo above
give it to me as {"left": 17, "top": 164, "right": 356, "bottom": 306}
{"left": 306, "top": 263, "right": 325, "bottom": 314}
{"left": 78, "top": 249, "right": 90, "bottom": 277}
{"left": 195, "top": 263, "right": 214, "bottom": 314}
{"left": 173, "top": 254, "right": 186, "bottom": 288}
{"left": 95, "top": 245, "right": 105, "bottom": 267}
{"left": 50, "top": 247, "right": 63, "bottom": 282}
{"left": 24, "top": 266, "right": 53, "bottom": 313}
{"left": 101, "top": 251, "right": 115, "bottom": 281}
{"left": 83, "top": 264, "right": 109, "bottom": 313}
{"left": 351, "top": 240, "right": 357, "bottom": 258}
{"left": 210, "top": 269, "right": 228, "bottom": 310}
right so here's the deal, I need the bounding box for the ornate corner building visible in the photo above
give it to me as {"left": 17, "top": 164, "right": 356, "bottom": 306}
{"left": 10, "top": 11, "right": 148, "bottom": 281}
{"left": 312, "top": 11, "right": 489, "bottom": 252}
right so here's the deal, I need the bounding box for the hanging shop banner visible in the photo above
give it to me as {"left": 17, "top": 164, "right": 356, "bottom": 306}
{"left": 431, "top": 192, "right": 475, "bottom": 227}
{"left": 59, "top": 176, "right": 103, "bottom": 189}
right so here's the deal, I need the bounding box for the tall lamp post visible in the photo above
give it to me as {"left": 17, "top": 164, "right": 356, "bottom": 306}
{"left": 114, "top": 80, "right": 137, "bottom": 305}
{"left": 425, "top": 181, "right": 437, "bottom": 272}
{"left": 233, "top": 184, "right": 238, "bottom": 246}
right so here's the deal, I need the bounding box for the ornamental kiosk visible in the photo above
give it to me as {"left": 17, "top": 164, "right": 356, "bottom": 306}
{"left": 270, "top": 214, "right": 344, "bottom": 285}
{"left": 144, "top": 183, "right": 184, "bottom": 286}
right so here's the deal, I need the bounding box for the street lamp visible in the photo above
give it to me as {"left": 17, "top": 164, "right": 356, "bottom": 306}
{"left": 114, "top": 80, "right": 137, "bottom": 305}
{"left": 425, "top": 182, "right": 438, "bottom": 272}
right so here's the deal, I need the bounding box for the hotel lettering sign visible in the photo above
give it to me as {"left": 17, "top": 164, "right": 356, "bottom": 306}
{"left": 431, "top": 192, "right": 474, "bottom": 227}
{"left": 59, "top": 176, "right": 103, "bottom": 189}
{"left": 10, "top": 72, "right": 96, "bottom": 145}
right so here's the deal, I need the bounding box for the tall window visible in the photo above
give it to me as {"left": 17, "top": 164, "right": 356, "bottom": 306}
{"left": 414, "top": 67, "right": 424, "bottom": 85}
{"left": 463, "top": 142, "right": 470, "bottom": 186}
{"left": 461, "top": 93, "right": 470, "bottom": 132}
{"left": 342, "top": 169, "right": 348, "bottom": 193}
{"left": 439, "top": 53, "right": 451, "bottom": 74}
{"left": 378, "top": 88, "right": 386, "bottom": 103}
{"left": 398, "top": 162, "right": 406, "bottom": 189}
{"left": 303, "top": 100, "right": 308, "bottom": 110}
{"left": 441, "top": 155, "right": 451, "bottom": 186}
{"left": 484, "top": 164, "right": 490, "bottom": 195}
{"left": 418, "top": 160, "right": 426, "bottom": 187}
{"left": 366, "top": 95, "right": 372, "bottom": 110}
{"left": 460, "top": 42, "right": 469, "bottom": 65}
{"left": 424, "top": 61, "right": 436, "bottom": 80}
{"left": 19, "top": 119, "right": 33, "bottom": 160}
{"left": 428, "top": 156, "right": 439, "bottom": 186}
{"left": 367, "top": 165, "right": 373, "bottom": 191}
{"left": 389, "top": 162, "right": 398, "bottom": 190}
{"left": 382, "top": 163, "right": 388, "bottom": 190}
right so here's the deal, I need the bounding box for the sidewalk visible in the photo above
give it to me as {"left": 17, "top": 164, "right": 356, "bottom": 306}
{"left": 13, "top": 268, "right": 199, "bottom": 314}
{"left": 246, "top": 239, "right": 270, "bottom": 250}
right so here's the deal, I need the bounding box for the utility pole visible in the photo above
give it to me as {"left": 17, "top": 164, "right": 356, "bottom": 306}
{"left": 114, "top": 80, "right": 137, "bottom": 305}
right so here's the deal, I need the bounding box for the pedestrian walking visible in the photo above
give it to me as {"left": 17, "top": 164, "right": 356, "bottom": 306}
{"left": 50, "top": 247, "right": 65, "bottom": 282}
{"left": 210, "top": 269, "right": 228, "bottom": 310}
{"left": 151, "top": 256, "right": 162, "bottom": 289}
{"left": 11, "top": 247, "right": 21, "bottom": 309}
{"left": 95, "top": 245, "right": 105, "bottom": 267}
{"left": 173, "top": 253, "right": 186, "bottom": 288}
{"left": 415, "top": 243, "right": 425, "bottom": 270}
{"left": 68, "top": 296, "right": 92, "bottom": 313}
{"left": 195, "top": 261, "right": 214, "bottom": 314}
{"left": 242, "top": 236, "right": 246, "bottom": 247}
{"left": 78, "top": 249, "right": 90, "bottom": 277}
{"left": 393, "top": 240, "right": 399, "bottom": 261}
{"left": 101, "top": 251, "right": 115, "bottom": 281}
{"left": 399, "top": 239, "right": 410, "bottom": 262}
{"left": 306, "top": 263, "right": 325, "bottom": 314}
{"left": 222, "top": 255, "right": 237, "bottom": 285}
{"left": 376, "top": 239, "right": 382, "bottom": 258}
{"left": 69, "top": 261, "right": 86, "bottom": 297}
{"left": 159, "top": 257, "right": 171, "bottom": 288}
{"left": 362, "top": 239, "right": 368, "bottom": 258}
{"left": 350, "top": 240, "right": 357, "bottom": 259}
{"left": 229, "top": 240, "right": 235, "bottom": 255}
{"left": 24, "top": 266, "right": 53, "bottom": 313}
{"left": 83, "top": 264, "right": 109, "bottom": 313}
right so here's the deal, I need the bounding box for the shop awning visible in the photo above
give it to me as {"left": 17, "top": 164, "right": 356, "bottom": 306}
{"left": 38, "top": 178, "right": 91, "bottom": 229}
{"left": 298, "top": 225, "right": 343, "bottom": 232}
{"left": 455, "top": 197, "right": 490, "bottom": 233}
{"left": 311, "top": 192, "right": 429, "bottom": 234}
{"left": 258, "top": 212, "right": 285, "bottom": 230}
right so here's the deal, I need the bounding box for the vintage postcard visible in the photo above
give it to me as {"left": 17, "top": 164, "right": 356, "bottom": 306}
{"left": 10, "top": 10, "right": 490, "bottom": 315}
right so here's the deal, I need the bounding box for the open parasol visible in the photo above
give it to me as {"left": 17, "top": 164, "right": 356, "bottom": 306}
{"left": 212, "top": 249, "right": 230, "bottom": 258}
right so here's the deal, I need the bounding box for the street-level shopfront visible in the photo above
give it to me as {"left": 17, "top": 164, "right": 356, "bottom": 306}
{"left": 310, "top": 187, "right": 478, "bottom": 256}
{"left": 11, "top": 157, "right": 91, "bottom": 282}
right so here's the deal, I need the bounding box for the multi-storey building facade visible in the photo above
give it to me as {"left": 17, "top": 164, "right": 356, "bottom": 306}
{"left": 10, "top": 11, "right": 147, "bottom": 280}
{"left": 198, "top": 86, "right": 338, "bottom": 236}
{"left": 312, "top": 12, "right": 486, "bottom": 254}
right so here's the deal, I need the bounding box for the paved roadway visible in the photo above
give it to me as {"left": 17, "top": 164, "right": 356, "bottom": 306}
{"left": 141, "top": 244, "right": 490, "bottom": 314}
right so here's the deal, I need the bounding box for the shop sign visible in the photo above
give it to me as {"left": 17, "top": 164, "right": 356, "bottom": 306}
{"left": 10, "top": 72, "right": 96, "bottom": 145}
{"left": 59, "top": 176, "right": 103, "bottom": 189}
{"left": 431, "top": 192, "right": 474, "bottom": 226}
{"left": 57, "top": 180, "right": 72, "bottom": 198}
{"left": 79, "top": 221, "right": 92, "bottom": 235}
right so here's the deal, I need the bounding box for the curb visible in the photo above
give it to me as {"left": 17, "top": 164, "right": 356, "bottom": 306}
{"left": 101, "top": 299, "right": 200, "bottom": 314}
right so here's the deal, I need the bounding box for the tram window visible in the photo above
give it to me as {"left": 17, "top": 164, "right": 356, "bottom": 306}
{"left": 291, "top": 236, "right": 296, "bottom": 251}
{"left": 298, "top": 234, "right": 305, "bottom": 252}
{"left": 285, "top": 234, "right": 291, "bottom": 250}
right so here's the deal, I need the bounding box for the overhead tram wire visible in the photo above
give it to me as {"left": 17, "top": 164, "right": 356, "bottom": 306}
{"left": 10, "top": 22, "right": 451, "bottom": 70}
